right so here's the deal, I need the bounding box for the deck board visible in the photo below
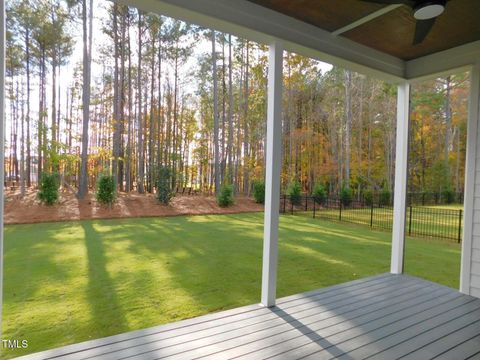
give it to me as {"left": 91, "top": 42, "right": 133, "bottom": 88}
{"left": 15, "top": 274, "right": 480, "bottom": 360}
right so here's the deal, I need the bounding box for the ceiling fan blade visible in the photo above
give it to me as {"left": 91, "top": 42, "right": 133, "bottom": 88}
{"left": 360, "top": 0, "right": 413, "bottom": 5}
{"left": 413, "top": 18, "right": 436, "bottom": 45}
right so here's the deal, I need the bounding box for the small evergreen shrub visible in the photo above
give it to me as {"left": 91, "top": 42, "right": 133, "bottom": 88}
{"left": 379, "top": 186, "right": 391, "bottom": 206}
{"left": 287, "top": 180, "right": 302, "bottom": 206}
{"left": 96, "top": 174, "right": 116, "bottom": 205}
{"left": 217, "top": 183, "right": 234, "bottom": 207}
{"left": 443, "top": 188, "right": 455, "bottom": 204}
{"left": 157, "top": 166, "right": 173, "bottom": 205}
{"left": 38, "top": 172, "right": 59, "bottom": 206}
{"left": 340, "top": 185, "right": 352, "bottom": 206}
{"left": 312, "top": 183, "right": 327, "bottom": 204}
{"left": 253, "top": 180, "right": 265, "bottom": 204}
{"left": 363, "top": 189, "right": 374, "bottom": 206}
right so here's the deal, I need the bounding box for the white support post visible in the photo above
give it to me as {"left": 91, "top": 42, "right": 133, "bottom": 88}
{"left": 460, "top": 62, "right": 480, "bottom": 294}
{"left": 0, "top": 0, "right": 5, "bottom": 336}
{"left": 391, "top": 82, "right": 410, "bottom": 275}
{"left": 261, "top": 41, "right": 283, "bottom": 307}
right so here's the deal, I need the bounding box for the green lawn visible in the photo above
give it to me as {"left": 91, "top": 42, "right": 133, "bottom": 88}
{"left": 2, "top": 213, "right": 461, "bottom": 358}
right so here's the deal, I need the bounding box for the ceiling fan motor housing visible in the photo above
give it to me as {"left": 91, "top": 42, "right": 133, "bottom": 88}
{"left": 413, "top": 0, "right": 447, "bottom": 20}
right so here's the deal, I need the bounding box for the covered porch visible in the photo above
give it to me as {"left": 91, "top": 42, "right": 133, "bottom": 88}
{"left": 1, "top": 0, "right": 480, "bottom": 359}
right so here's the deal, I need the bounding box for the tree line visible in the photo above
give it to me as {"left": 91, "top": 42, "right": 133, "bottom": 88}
{"left": 5, "top": 0, "right": 469, "bottom": 200}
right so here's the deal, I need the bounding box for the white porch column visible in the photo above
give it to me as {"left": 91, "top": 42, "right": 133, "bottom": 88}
{"left": 460, "top": 62, "right": 480, "bottom": 295}
{"left": 391, "top": 82, "right": 410, "bottom": 274}
{"left": 0, "top": 0, "right": 5, "bottom": 335}
{"left": 261, "top": 41, "right": 283, "bottom": 307}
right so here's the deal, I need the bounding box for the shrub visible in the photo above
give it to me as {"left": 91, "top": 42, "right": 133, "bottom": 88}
{"left": 253, "top": 180, "right": 265, "bottom": 204}
{"left": 217, "top": 183, "right": 234, "bottom": 207}
{"left": 286, "top": 180, "right": 302, "bottom": 206}
{"left": 96, "top": 174, "right": 116, "bottom": 205}
{"left": 312, "top": 183, "right": 327, "bottom": 204}
{"left": 379, "top": 186, "right": 391, "bottom": 206}
{"left": 363, "top": 189, "right": 374, "bottom": 206}
{"left": 38, "top": 172, "right": 59, "bottom": 206}
{"left": 340, "top": 185, "right": 352, "bottom": 206}
{"left": 443, "top": 188, "right": 455, "bottom": 204}
{"left": 157, "top": 166, "right": 173, "bottom": 205}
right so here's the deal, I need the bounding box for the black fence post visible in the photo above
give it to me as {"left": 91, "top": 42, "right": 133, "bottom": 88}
{"left": 283, "top": 195, "right": 286, "bottom": 214}
{"left": 370, "top": 203, "right": 374, "bottom": 228}
{"left": 291, "top": 197, "right": 294, "bottom": 215}
{"left": 408, "top": 205, "right": 413, "bottom": 236}
{"left": 458, "top": 209, "right": 463, "bottom": 243}
{"left": 339, "top": 201, "right": 342, "bottom": 221}
{"left": 313, "top": 199, "right": 316, "bottom": 219}
{"left": 305, "top": 195, "right": 308, "bottom": 211}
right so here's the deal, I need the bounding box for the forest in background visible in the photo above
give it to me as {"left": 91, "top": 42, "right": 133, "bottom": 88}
{"left": 4, "top": 0, "right": 469, "bottom": 200}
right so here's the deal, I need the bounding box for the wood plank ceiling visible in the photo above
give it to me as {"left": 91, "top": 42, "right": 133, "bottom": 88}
{"left": 247, "top": 0, "right": 480, "bottom": 60}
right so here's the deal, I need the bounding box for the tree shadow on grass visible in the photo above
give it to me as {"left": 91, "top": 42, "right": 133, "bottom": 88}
{"left": 62, "top": 215, "right": 388, "bottom": 322}
{"left": 80, "top": 221, "right": 129, "bottom": 338}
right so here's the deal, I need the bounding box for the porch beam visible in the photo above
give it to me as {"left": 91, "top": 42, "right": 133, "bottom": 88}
{"left": 460, "top": 61, "right": 480, "bottom": 294}
{"left": 406, "top": 41, "right": 480, "bottom": 80}
{"left": 0, "top": 0, "right": 5, "bottom": 335}
{"left": 332, "top": 5, "right": 401, "bottom": 36}
{"left": 261, "top": 41, "right": 283, "bottom": 307}
{"left": 391, "top": 82, "right": 410, "bottom": 274}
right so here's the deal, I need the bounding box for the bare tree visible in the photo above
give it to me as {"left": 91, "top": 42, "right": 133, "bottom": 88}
{"left": 212, "top": 30, "right": 220, "bottom": 194}
{"left": 77, "top": 0, "right": 93, "bottom": 199}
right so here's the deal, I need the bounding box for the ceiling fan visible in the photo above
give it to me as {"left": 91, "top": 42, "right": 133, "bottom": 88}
{"left": 361, "top": 0, "right": 448, "bottom": 45}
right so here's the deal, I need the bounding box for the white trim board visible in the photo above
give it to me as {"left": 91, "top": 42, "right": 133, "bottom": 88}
{"left": 406, "top": 41, "right": 480, "bottom": 80}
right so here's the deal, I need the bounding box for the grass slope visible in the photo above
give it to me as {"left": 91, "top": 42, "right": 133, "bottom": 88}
{"left": 2, "top": 213, "right": 460, "bottom": 358}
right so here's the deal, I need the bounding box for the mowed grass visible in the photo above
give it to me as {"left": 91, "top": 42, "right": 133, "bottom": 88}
{"left": 2, "top": 213, "right": 461, "bottom": 358}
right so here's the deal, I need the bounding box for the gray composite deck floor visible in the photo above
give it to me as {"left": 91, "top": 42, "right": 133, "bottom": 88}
{"left": 17, "top": 273, "right": 480, "bottom": 360}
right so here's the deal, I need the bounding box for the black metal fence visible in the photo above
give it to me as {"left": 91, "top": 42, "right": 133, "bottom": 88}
{"left": 280, "top": 195, "right": 463, "bottom": 243}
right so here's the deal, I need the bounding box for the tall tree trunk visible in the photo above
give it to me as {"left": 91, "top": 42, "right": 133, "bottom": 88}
{"left": 157, "top": 30, "right": 163, "bottom": 168}
{"left": 148, "top": 33, "right": 156, "bottom": 193}
{"left": 118, "top": 8, "right": 127, "bottom": 192}
{"left": 227, "top": 34, "right": 234, "bottom": 183}
{"left": 221, "top": 34, "right": 226, "bottom": 184}
{"left": 20, "top": 78, "right": 25, "bottom": 197}
{"left": 38, "top": 48, "right": 47, "bottom": 182}
{"left": 444, "top": 76, "right": 452, "bottom": 175}
{"left": 112, "top": 5, "right": 122, "bottom": 191}
{"left": 212, "top": 30, "right": 220, "bottom": 195}
{"left": 344, "top": 70, "right": 352, "bottom": 187}
{"left": 171, "top": 45, "right": 180, "bottom": 189}
{"left": 455, "top": 126, "right": 461, "bottom": 192}
{"left": 235, "top": 48, "right": 244, "bottom": 193}
{"left": 137, "top": 11, "right": 145, "bottom": 194}
{"left": 243, "top": 41, "right": 250, "bottom": 194}
{"left": 25, "top": 29, "right": 31, "bottom": 187}
{"left": 51, "top": 60, "right": 57, "bottom": 171}
{"left": 77, "top": 0, "right": 93, "bottom": 199}
{"left": 357, "top": 77, "right": 364, "bottom": 198}
{"left": 125, "top": 11, "right": 133, "bottom": 192}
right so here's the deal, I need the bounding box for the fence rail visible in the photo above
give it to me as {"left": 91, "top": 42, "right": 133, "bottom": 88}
{"left": 280, "top": 195, "right": 463, "bottom": 243}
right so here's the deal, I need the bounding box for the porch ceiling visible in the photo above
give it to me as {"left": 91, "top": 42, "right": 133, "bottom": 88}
{"left": 247, "top": 0, "right": 480, "bottom": 61}
{"left": 119, "top": 0, "right": 480, "bottom": 81}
